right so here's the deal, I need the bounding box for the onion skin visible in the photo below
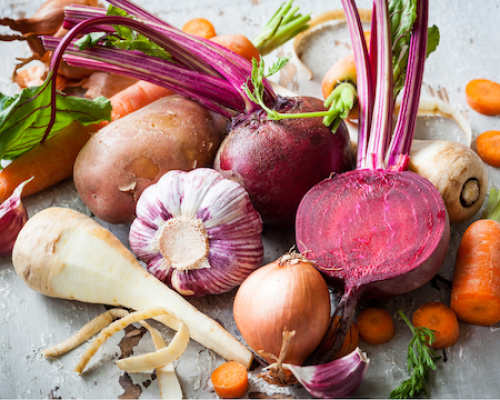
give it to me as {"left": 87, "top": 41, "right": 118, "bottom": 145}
{"left": 214, "top": 96, "right": 353, "bottom": 226}
{"left": 233, "top": 254, "right": 331, "bottom": 373}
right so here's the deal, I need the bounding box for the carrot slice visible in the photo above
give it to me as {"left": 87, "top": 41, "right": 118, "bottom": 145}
{"left": 318, "top": 315, "right": 359, "bottom": 359}
{"left": 357, "top": 308, "right": 395, "bottom": 345}
{"left": 412, "top": 302, "right": 460, "bottom": 349}
{"left": 465, "top": 79, "right": 500, "bottom": 116}
{"left": 182, "top": 18, "right": 216, "bottom": 39}
{"left": 211, "top": 361, "right": 248, "bottom": 399}
{"left": 451, "top": 218, "right": 500, "bottom": 326}
{"left": 211, "top": 34, "right": 261, "bottom": 63}
{"left": 476, "top": 130, "right": 500, "bottom": 167}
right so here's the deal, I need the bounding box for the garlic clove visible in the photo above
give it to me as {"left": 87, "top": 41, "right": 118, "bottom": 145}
{"left": 0, "top": 178, "right": 32, "bottom": 257}
{"left": 283, "top": 347, "right": 369, "bottom": 399}
{"left": 130, "top": 169, "right": 263, "bottom": 297}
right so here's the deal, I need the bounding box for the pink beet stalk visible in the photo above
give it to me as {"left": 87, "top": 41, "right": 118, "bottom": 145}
{"left": 296, "top": 0, "right": 449, "bottom": 358}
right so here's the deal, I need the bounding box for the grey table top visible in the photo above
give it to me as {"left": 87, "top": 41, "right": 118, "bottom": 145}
{"left": 1, "top": 0, "right": 500, "bottom": 398}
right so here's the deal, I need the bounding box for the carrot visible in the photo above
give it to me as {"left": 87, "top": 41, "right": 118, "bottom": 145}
{"left": 451, "top": 189, "right": 500, "bottom": 326}
{"left": 412, "top": 302, "right": 460, "bottom": 349}
{"left": 318, "top": 315, "right": 359, "bottom": 359}
{"left": 357, "top": 308, "right": 395, "bottom": 345}
{"left": 476, "top": 130, "right": 500, "bottom": 167}
{"left": 465, "top": 79, "right": 500, "bottom": 116}
{"left": 210, "top": 361, "right": 248, "bottom": 399}
{"left": 0, "top": 81, "right": 174, "bottom": 203}
{"left": 0, "top": 122, "right": 95, "bottom": 204}
{"left": 182, "top": 18, "right": 216, "bottom": 39}
{"left": 211, "top": 34, "right": 261, "bottom": 63}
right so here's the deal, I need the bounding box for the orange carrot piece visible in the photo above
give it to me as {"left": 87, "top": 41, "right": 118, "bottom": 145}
{"left": 0, "top": 121, "right": 95, "bottom": 203}
{"left": 357, "top": 308, "right": 395, "bottom": 345}
{"left": 476, "top": 130, "right": 500, "bottom": 167}
{"left": 318, "top": 315, "right": 359, "bottom": 359}
{"left": 211, "top": 34, "right": 261, "bottom": 63}
{"left": 465, "top": 79, "right": 500, "bottom": 116}
{"left": 412, "top": 302, "right": 460, "bottom": 349}
{"left": 182, "top": 18, "right": 216, "bottom": 39}
{"left": 211, "top": 361, "right": 248, "bottom": 399}
{"left": 0, "top": 81, "right": 173, "bottom": 203}
{"left": 451, "top": 219, "right": 500, "bottom": 326}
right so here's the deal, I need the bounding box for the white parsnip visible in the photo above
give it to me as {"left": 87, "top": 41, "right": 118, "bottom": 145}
{"left": 12, "top": 207, "right": 253, "bottom": 368}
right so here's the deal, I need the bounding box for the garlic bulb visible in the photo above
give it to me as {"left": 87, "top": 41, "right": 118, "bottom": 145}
{"left": 0, "top": 179, "right": 31, "bottom": 257}
{"left": 129, "top": 168, "right": 263, "bottom": 297}
{"left": 283, "top": 348, "right": 369, "bottom": 399}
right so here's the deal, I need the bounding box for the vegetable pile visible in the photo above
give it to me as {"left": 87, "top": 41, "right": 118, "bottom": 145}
{"left": 3, "top": 0, "right": 500, "bottom": 398}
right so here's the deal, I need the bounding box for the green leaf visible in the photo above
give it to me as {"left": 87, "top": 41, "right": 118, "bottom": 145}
{"left": 0, "top": 73, "right": 111, "bottom": 161}
{"left": 75, "top": 32, "right": 107, "bottom": 51}
{"left": 426, "top": 25, "right": 440, "bottom": 58}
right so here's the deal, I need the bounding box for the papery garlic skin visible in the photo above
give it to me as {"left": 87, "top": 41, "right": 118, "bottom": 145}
{"left": 283, "top": 348, "right": 369, "bottom": 399}
{"left": 0, "top": 179, "right": 31, "bottom": 257}
{"left": 130, "top": 169, "right": 263, "bottom": 297}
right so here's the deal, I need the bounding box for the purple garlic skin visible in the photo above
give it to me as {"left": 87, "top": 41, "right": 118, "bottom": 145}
{"left": 0, "top": 179, "right": 31, "bottom": 257}
{"left": 284, "top": 348, "right": 369, "bottom": 399}
{"left": 129, "top": 168, "right": 264, "bottom": 297}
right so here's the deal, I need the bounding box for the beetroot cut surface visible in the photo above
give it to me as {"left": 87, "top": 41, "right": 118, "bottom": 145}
{"left": 296, "top": 170, "right": 450, "bottom": 354}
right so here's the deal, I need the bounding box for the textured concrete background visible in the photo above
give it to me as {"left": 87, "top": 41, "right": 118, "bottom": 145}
{"left": 1, "top": 0, "right": 500, "bottom": 398}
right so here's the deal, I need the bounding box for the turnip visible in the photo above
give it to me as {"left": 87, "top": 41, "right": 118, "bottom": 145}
{"left": 296, "top": 0, "right": 449, "bottom": 354}
{"left": 12, "top": 207, "right": 253, "bottom": 368}
{"left": 42, "top": 0, "right": 353, "bottom": 227}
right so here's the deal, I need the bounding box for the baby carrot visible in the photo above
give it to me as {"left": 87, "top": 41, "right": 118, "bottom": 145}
{"left": 412, "top": 302, "right": 460, "bottom": 349}
{"left": 476, "top": 130, "right": 500, "bottom": 167}
{"left": 318, "top": 315, "right": 359, "bottom": 359}
{"left": 451, "top": 188, "right": 500, "bottom": 326}
{"left": 357, "top": 308, "right": 395, "bottom": 345}
{"left": 182, "top": 18, "right": 216, "bottom": 39}
{"left": 0, "top": 81, "right": 173, "bottom": 203}
{"left": 211, "top": 361, "right": 248, "bottom": 399}
{"left": 465, "top": 79, "right": 500, "bottom": 116}
{"left": 211, "top": 34, "right": 261, "bottom": 63}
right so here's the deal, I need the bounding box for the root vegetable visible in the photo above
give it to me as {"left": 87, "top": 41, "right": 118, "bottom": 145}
{"left": 357, "top": 308, "right": 395, "bottom": 345}
{"left": 318, "top": 316, "right": 360, "bottom": 359}
{"left": 233, "top": 253, "right": 331, "bottom": 385}
{"left": 74, "top": 95, "right": 227, "bottom": 224}
{"left": 476, "top": 130, "right": 500, "bottom": 168}
{"left": 451, "top": 189, "right": 500, "bottom": 326}
{"left": 12, "top": 207, "right": 253, "bottom": 368}
{"left": 412, "top": 302, "right": 459, "bottom": 349}
{"left": 465, "top": 78, "right": 500, "bottom": 116}
{"left": 211, "top": 362, "right": 249, "bottom": 399}
{"left": 182, "top": 18, "right": 216, "bottom": 39}
{"left": 296, "top": 0, "right": 449, "bottom": 358}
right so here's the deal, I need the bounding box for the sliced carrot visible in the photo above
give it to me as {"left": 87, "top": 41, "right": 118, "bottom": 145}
{"left": 318, "top": 315, "right": 359, "bottom": 359}
{"left": 451, "top": 218, "right": 500, "bottom": 326}
{"left": 412, "top": 302, "right": 460, "bottom": 349}
{"left": 476, "top": 130, "right": 500, "bottom": 167}
{"left": 211, "top": 34, "right": 261, "bottom": 63}
{"left": 465, "top": 79, "right": 500, "bottom": 116}
{"left": 182, "top": 18, "right": 216, "bottom": 39}
{"left": 211, "top": 361, "right": 248, "bottom": 399}
{"left": 0, "top": 81, "right": 174, "bottom": 203}
{"left": 357, "top": 308, "right": 395, "bottom": 345}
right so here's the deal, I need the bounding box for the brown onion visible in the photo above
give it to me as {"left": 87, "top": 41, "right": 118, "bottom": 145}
{"left": 233, "top": 252, "right": 330, "bottom": 385}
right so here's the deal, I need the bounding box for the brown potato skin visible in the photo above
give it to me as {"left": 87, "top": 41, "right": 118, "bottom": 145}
{"left": 74, "top": 95, "right": 227, "bottom": 224}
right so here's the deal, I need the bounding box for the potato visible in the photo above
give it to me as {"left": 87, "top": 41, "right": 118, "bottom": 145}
{"left": 74, "top": 95, "right": 227, "bottom": 224}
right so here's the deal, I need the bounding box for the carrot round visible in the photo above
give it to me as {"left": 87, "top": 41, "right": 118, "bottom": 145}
{"left": 317, "top": 315, "right": 359, "bottom": 359}
{"left": 465, "top": 79, "right": 500, "bottom": 116}
{"left": 451, "top": 217, "right": 500, "bottom": 326}
{"left": 210, "top": 34, "right": 261, "bottom": 63}
{"left": 182, "top": 18, "right": 216, "bottom": 39}
{"left": 476, "top": 130, "right": 500, "bottom": 167}
{"left": 0, "top": 80, "right": 174, "bottom": 203}
{"left": 211, "top": 361, "right": 248, "bottom": 399}
{"left": 357, "top": 308, "right": 395, "bottom": 345}
{"left": 412, "top": 302, "right": 460, "bottom": 349}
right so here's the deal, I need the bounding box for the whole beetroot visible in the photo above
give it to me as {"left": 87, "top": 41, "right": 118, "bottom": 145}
{"left": 214, "top": 96, "right": 353, "bottom": 226}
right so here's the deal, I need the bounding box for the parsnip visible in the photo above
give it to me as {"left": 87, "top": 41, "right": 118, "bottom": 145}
{"left": 12, "top": 207, "right": 253, "bottom": 368}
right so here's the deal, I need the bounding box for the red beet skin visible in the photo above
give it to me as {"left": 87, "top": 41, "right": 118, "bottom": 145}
{"left": 296, "top": 169, "right": 450, "bottom": 354}
{"left": 214, "top": 96, "right": 353, "bottom": 226}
